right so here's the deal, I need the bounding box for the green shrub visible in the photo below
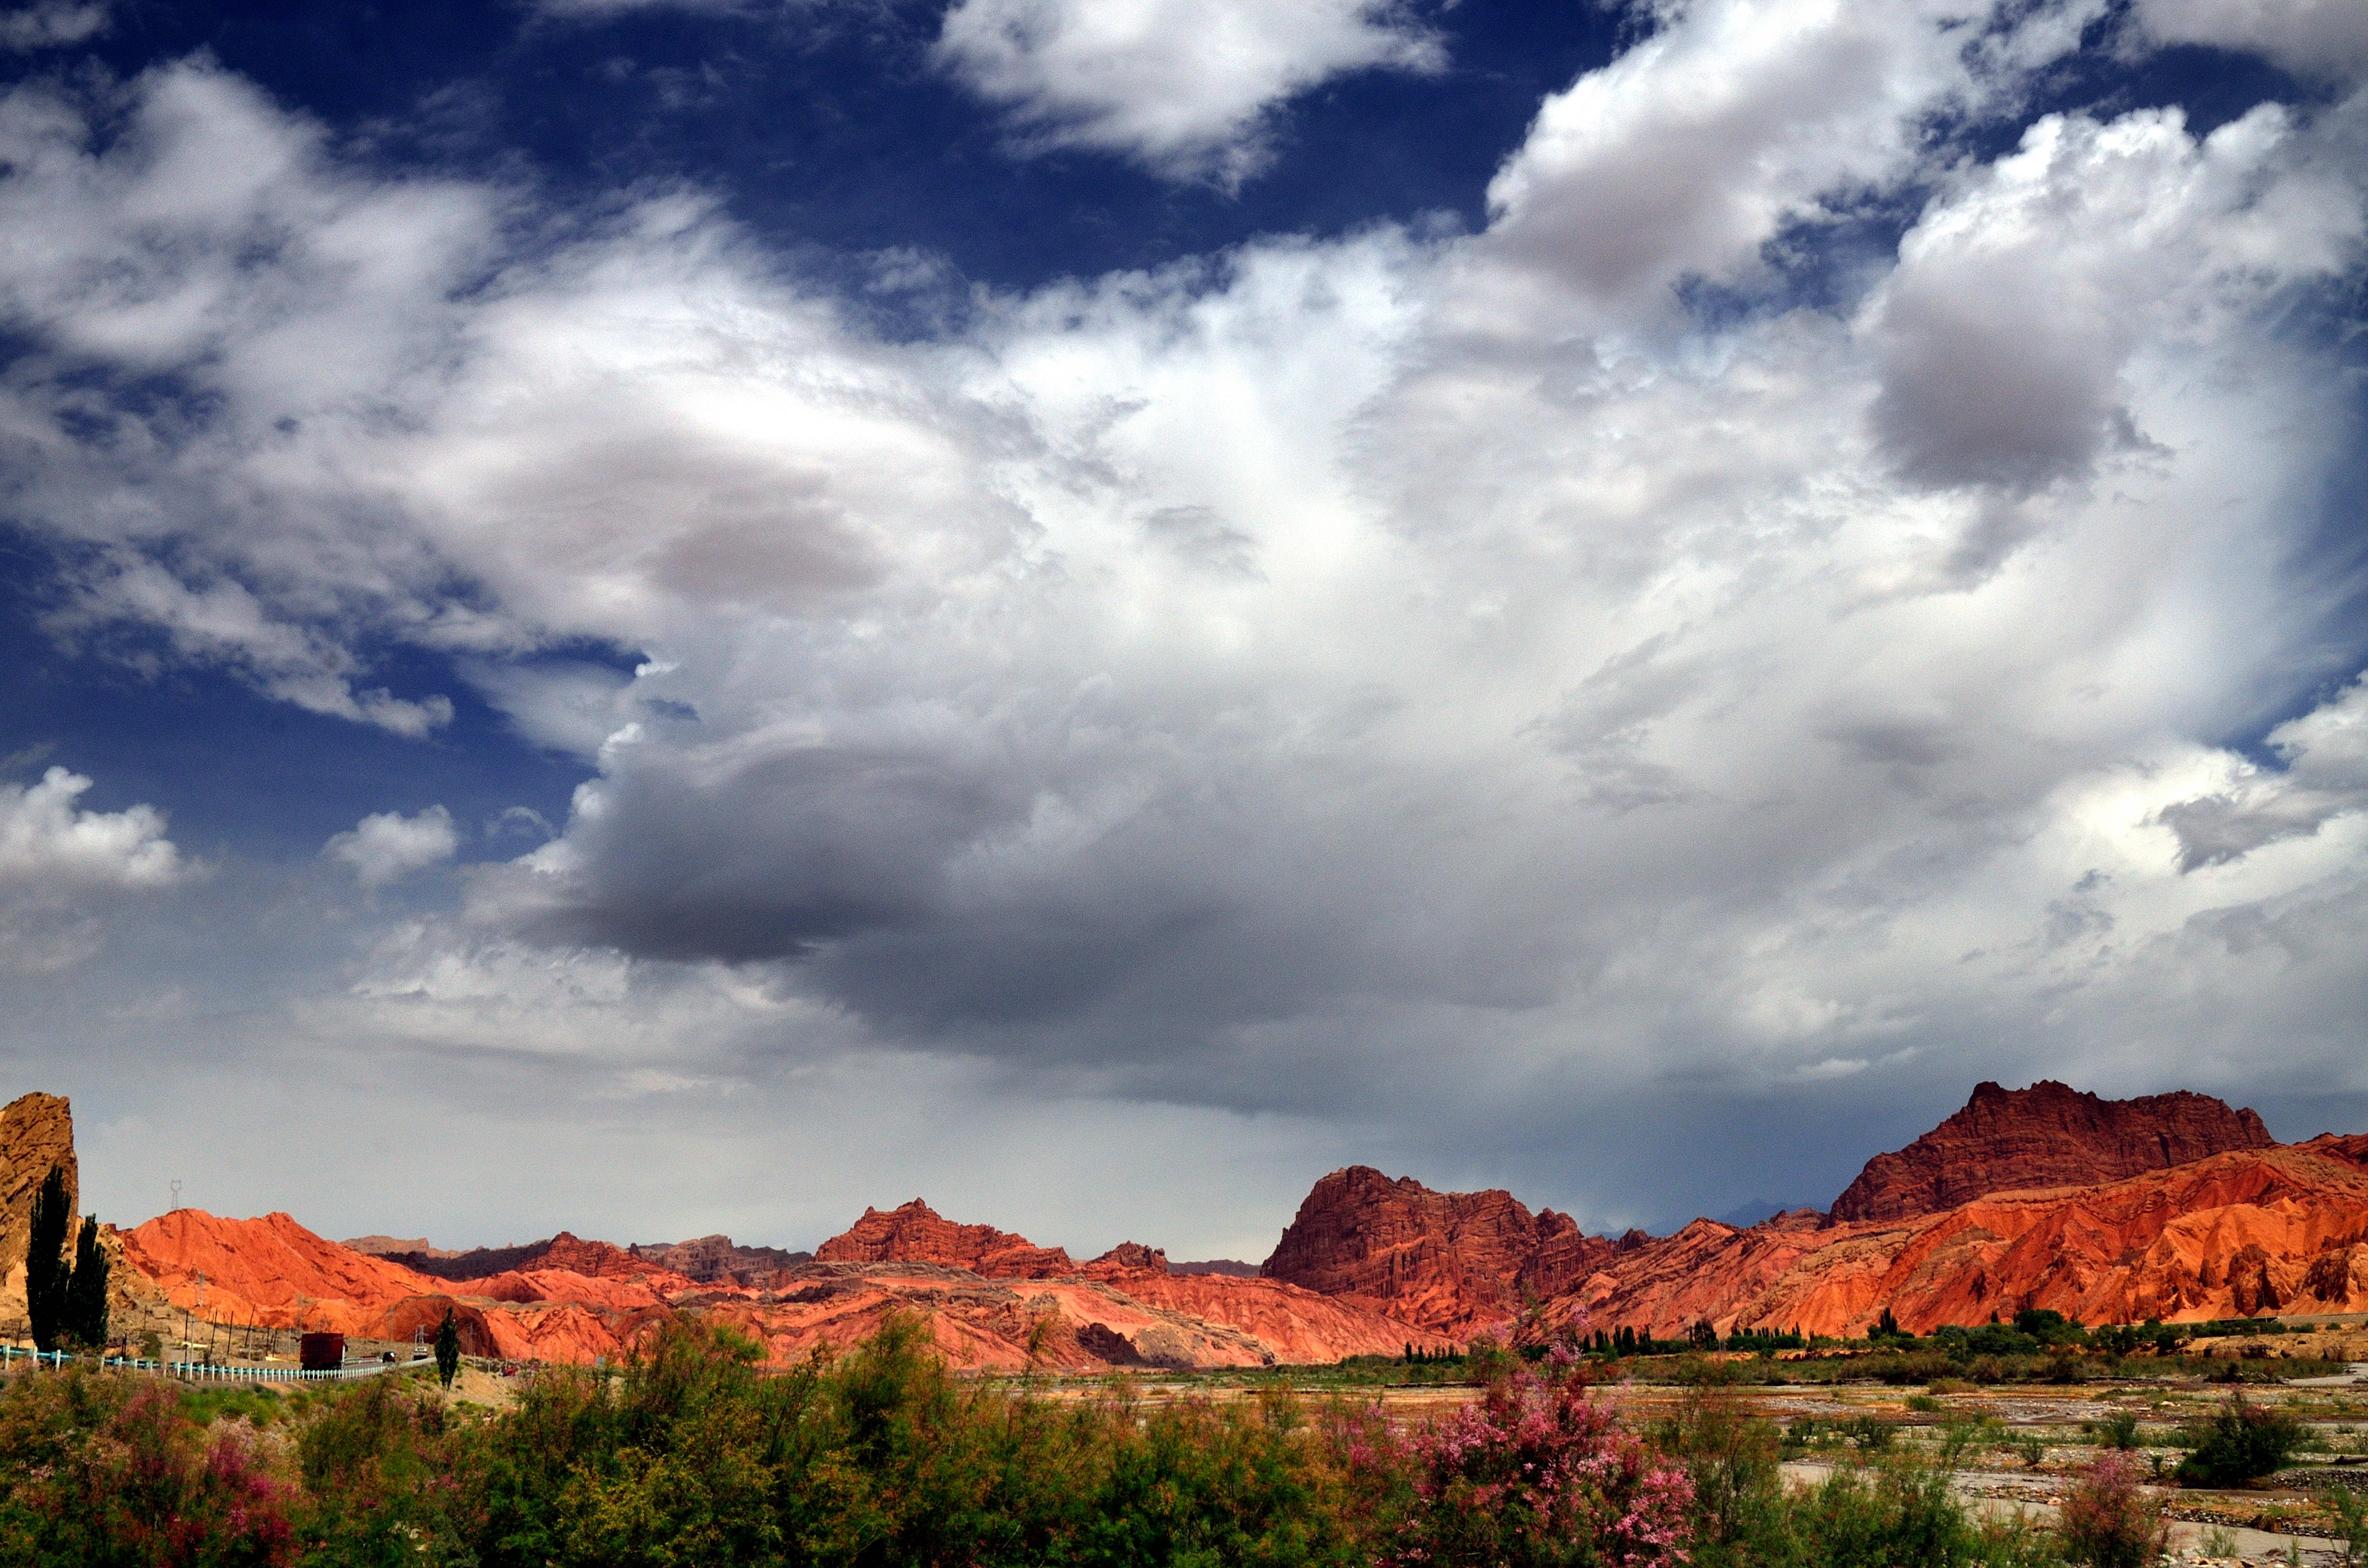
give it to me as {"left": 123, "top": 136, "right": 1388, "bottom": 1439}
{"left": 2092, "top": 1411, "right": 2141, "bottom": 1450}
{"left": 1779, "top": 1452, "right": 2063, "bottom": 1568}
{"left": 2176, "top": 1396, "right": 2306, "bottom": 1486}
{"left": 1650, "top": 1387, "right": 1785, "bottom": 1568}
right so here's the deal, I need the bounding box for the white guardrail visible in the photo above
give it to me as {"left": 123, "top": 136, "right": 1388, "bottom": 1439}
{"left": 0, "top": 1344, "right": 422, "bottom": 1382}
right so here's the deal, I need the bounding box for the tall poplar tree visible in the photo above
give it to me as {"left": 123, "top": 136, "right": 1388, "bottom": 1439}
{"left": 25, "top": 1166, "right": 70, "bottom": 1353}
{"left": 63, "top": 1216, "right": 109, "bottom": 1349}
{"left": 434, "top": 1307, "right": 460, "bottom": 1389}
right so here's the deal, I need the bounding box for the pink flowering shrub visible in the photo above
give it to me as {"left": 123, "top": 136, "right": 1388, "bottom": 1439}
{"left": 1383, "top": 1358, "right": 1694, "bottom": 1568}
{"left": 2059, "top": 1450, "right": 2168, "bottom": 1568}
{"left": 0, "top": 1378, "right": 297, "bottom": 1567}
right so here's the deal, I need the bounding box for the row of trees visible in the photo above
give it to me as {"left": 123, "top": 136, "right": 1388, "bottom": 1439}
{"left": 25, "top": 1165, "right": 108, "bottom": 1354}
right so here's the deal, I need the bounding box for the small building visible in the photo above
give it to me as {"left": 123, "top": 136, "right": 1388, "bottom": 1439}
{"left": 298, "top": 1332, "right": 345, "bottom": 1372}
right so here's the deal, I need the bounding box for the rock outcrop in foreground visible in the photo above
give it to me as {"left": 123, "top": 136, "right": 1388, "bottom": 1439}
{"left": 0, "top": 1092, "right": 75, "bottom": 1310}
{"left": 1829, "top": 1080, "right": 2275, "bottom": 1223}
{"left": 1261, "top": 1166, "right": 1613, "bottom": 1335}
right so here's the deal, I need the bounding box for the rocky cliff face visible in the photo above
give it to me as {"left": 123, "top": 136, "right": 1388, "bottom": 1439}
{"left": 1829, "top": 1080, "right": 2277, "bottom": 1223}
{"left": 0, "top": 1092, "right": 77, "bottom": 1313}
{"left": 1261, "top": 1166, "right": 1609, "bottom": 1335}
{"left": 815, "top": 1200, "right": 1076, "bottom": 1278}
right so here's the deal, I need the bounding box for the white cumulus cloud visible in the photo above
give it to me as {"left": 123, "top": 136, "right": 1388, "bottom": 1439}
{"left": 1476, "top": 0, "right": 2111, "bottom": 316}
{"left": 935, "top": 0, "right": 1443, "bottom": 185}
{"left": 0, "top": 765, "right": 189, "bottom": 974}
{"left": 0, "top": 766, "right": 185, "bottom": 888}
{"left": 326, "top": 806, "right": 461, "bottom": 889}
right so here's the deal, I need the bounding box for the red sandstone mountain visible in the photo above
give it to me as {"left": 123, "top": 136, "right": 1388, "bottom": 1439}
{"left": 1261, "top": 1166, "right": 1612, "bottom": 1335}
{"left": 815, "top": 1199, "right": 1077, "bottom": 1278}
{"left": 1086, "top": 1241, "right": 1167, "bottom": 1273}
{"left": 1829, "top": 1080, "right": 2275, "bottom": 1223}
{"left": 117, "top": 1211, "right": 687, "bottom": 1359}
{"left": 50, "top": 1075, "right": 2368, "bottom": 1371}
{"left": 627, "top": 1234, "right": 812, "bottom": 1285}
{"left": 793, "top": 1202, "right": 1456, "bottom": 1365}
{"left": 343, "top": 1235, "right": 458, "bottom": 1259}
{"left": 514, "top": 1232, "right": 705, "bottom": 1292}
{"left": 1537, "top": 1134, "right": 2368, "bottom": 1340}
{"left": 125, "top": 1210, "right": 447, "bottom": 1332}
{"left": 117, "top": 1194, "right": 1444, "bottom": 1371}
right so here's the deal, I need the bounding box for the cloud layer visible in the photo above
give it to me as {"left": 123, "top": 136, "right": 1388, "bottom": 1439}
{"left": 3, "top": 0, "right": 2367, "bottom": 1238}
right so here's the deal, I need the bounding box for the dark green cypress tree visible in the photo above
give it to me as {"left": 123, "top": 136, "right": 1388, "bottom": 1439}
{"left": 63, "top": 1216, "right": 109, "bottom": 1350}
{"left": 434, "top": 1307, "right": 461, "bottom": 1389}
{"left": 25, "top": 1166, "right": 71, "bottom": 1353}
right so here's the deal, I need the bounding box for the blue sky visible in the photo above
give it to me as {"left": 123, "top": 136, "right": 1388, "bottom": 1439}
{"left": 2, "top": 0, "right": 2366, "bottom": 1259}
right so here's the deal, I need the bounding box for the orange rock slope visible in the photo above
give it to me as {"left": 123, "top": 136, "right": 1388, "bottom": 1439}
{"left": 1544, "top": 1135, "right": 2368, "bottom": 1340}
{"left": 120, "top": 1212, "right": 688, "bottom": 1362}
{"left": 1260, "top": 1165, "right": 1614, "bottom": 1335}
{"left": 1830, "top": 1080, "right": 2276, "bottom": 1223}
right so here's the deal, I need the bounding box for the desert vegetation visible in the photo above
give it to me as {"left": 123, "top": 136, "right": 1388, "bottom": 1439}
{"left": 3, "top": 1312, "right": 2316, "bottom": 1567}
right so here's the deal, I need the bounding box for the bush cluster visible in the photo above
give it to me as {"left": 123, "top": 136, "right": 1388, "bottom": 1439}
{"left": 0, "top": 1318, "right": 1677, "bottom": 1568}
{"left": 0, "top": 1315, "right": 2289, "bottom": 1566}
{"left": 2174, "top": 1396, "right": 2306, "bottom": 1487}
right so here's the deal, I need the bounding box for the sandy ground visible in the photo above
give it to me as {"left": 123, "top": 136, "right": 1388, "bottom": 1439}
{"left": 440, "top": 1363, "right": 524, "bottom": 1411}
